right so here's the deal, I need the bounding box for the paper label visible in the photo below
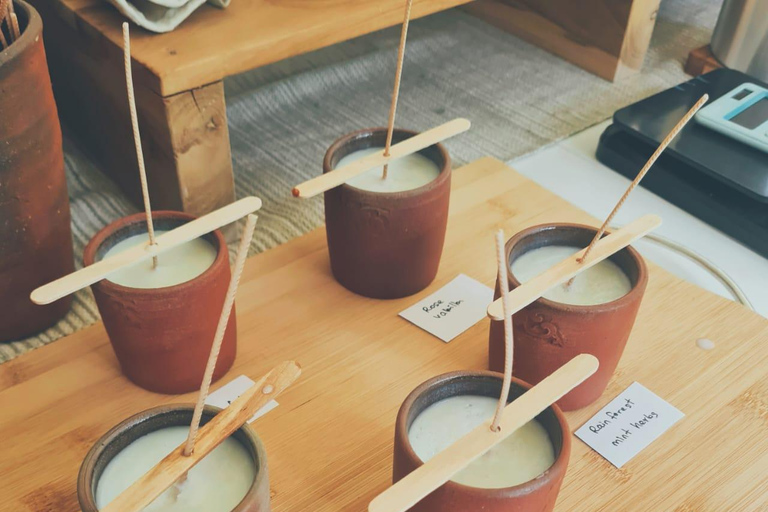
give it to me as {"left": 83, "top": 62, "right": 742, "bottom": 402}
{"left": 205, "top": 375, "right": 279, "bottom": 423}
{"left": 399, "top": 274, "right": 494, "bottom": 343}
{"left": 575, "top": 382, "right": 684, "bottom": 468}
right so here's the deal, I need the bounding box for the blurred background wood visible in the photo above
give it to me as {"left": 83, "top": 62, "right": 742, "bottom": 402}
{"left": 24, "top": 0, "right": 472, "bottom": 216}
{"left": 685, "top": 45, "right": 723, "bottom": 77}
{"left": 464, "top": 0, "right": 661, "bottom": 82}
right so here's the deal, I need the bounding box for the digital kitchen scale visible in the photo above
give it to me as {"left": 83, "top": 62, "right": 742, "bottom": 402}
{"left": 695, "top": 83, "right": 768, "bottom": 154}
{"left": 597, "top": 68, "right": 768, "bottom": 258}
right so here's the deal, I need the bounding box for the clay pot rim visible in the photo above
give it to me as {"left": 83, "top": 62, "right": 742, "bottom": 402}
{"left": 396, "top": 370, "right": 571, "bottom": 498}
{"left": 322, "top": 127, "right": 452, "bottom": 200}
{"left": 82, "top": 211, "right": 228, "bottom": 296}
{"left": 506, "top": 222, "right": 648, "bottom": 313}
{"left": 0, "top": 0, "right": 37, "bottom": 65}
{"left": 77, "top": 404, "right": 267, "bottom": 512}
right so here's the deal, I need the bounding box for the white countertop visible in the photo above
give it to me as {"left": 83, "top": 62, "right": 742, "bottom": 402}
{"left": 510, "top": 121, "right": 768, "bottom": 318}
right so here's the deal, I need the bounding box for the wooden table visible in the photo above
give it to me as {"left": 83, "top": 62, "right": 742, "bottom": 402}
{"left": 2, "top": 158, "right": 767, "bottom": 511}
{"left": 28, "top": 0, "right": 471, "bottom": 217}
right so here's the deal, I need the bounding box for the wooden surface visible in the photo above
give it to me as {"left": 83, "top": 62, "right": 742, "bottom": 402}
{"left": 37, "top": 0, "right": 474, "bottom": 98}
{"left": 1, "top": 158, "right": 767, "bottom": 511}
{"left": 685, "top": 45, "right": 723, "bottom": 77}
{"left": 29, "top": 0, "right": 236, "bottom": 216}
{"left": 464, "top": 0, "right": 660, "bottom": 81}
{"left": 28, "top": 0, "right": 470, "bottom": 216}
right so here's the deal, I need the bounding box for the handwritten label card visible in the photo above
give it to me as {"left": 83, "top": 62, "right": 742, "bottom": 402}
{"left": 206, "top": 375, "right": 279, "bottom": 423}
{"left": 399, "top": 274, "right": 493, "bottom": 343}
{"left": 575, "top": 382, "right": 684, "bottom": 468}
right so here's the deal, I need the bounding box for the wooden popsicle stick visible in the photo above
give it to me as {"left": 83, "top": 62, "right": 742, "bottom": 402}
{"left": 368, "top": 354, "right": 599, "bottom": 512}
{"left": 487, "top": 213, "right": 661, "bottom": 321}
{"left": 30, "top": 196, "right": 262, "bottom": 305}
{"left": 101, "top": 361, "right": 302, "bottom": 512}
{"left": 292, "top": 118, "right": 471, "bottom": 198}
{"left": 9, "top": 12, "right": 19, "bottom": 40}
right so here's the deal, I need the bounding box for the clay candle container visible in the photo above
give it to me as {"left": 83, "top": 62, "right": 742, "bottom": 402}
{"left": 489, "top": 223, "right": 648, "bottom": 411}
{"left": 323, "top": 128, "right": 451, "bottom": 299}
{"left": 393, "top": 371, "right": 570, "bottom": 512}
{"left": 0, "top": 0, "right": 75, "bottom": 342}
{"left": 83, "top": 211, "right": 236, "bottom": 394}
{"left": 77, "top": 405, "right": 270, "bottom": 511}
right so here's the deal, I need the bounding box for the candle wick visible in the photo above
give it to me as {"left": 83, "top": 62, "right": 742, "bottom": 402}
{"left": 381, "top": 0, "right": 414, "bottom": 181}
{"left": 564, "top": 93, "right": 708, "bottom": 289}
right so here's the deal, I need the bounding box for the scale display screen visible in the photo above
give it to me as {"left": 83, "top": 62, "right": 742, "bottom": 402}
{"left": 730, "top": 98, "right": 768, "bottom": 130}
{"left": 695, "top": 83, "right": 768, "bottom": 154}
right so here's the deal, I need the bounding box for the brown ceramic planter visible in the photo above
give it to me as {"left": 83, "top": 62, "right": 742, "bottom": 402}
{"left": 83, "top": 211, "right": 236, "bottom": 394}
{"left": 77, "top": 404, "right": 270, "bottom": 511}
{"left": 323, "top": 128, "right": 451, "bottom": 299}
{"left": 0, "top": 0, "right": 74, "bottom": 342}
{"left": 489, "top": 223, "right": 648, "bottom": 411}
{"left": 393, "top": 371, "right": 570, "bottom": 512}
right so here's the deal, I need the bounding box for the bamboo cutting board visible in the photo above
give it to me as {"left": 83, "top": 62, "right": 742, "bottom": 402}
{"left": 1, "top": 158, "right": 766, "bottom": 512}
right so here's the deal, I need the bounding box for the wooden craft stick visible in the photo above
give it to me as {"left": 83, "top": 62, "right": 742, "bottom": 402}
{"left": 9, "top": 11, "right": 18, "bottom": 40}
{"left": 0, "top": 0, "right": 8, "bottom": 48}
{"left": 30, "top": 196, "right": 262, "bottom": 305}
{"left": 490, "top": 229, "right": 513, "bottom": 432}
{"left": 487, "top": 214, "right": 661, "bottom": 321}
{"left": 6, "top": 0, "right": 17, "bottom": 41}
{"left": 382, "top": 0, "right": 414, "bottom": 180}
{"left": 123, "top": 22, "right": 158, "bottom": 268}
{"left": 292, "top": 118, "right": 470, "bottom": 198}
{"left": 368, "top": 354, "right": 599, "bottom": 512}
{"left": 572, "top": 94, "right": 708, "bottom": 273}
{"left": 101, "top": 361, "right": 301, "bottom": 512}
{"left": 0, "top": 23, "right": 8, "bottom": 48}
{"left": 185, "top": 214, "right": 258, "bottom": 456}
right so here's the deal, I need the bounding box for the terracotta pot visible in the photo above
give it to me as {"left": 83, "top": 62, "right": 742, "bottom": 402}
{"left": 83, "top": 212, "right": 236, "bottom": 394}
{"left": 77, "top": 404, "right": 270, "bottom": 511}
{"left": 0, "top": 0, "right": 74, "bottom": 342}
{"left": 393, "top": 371, "right": 570, "bottom": 512}
{"left": 489, "top": 223, "right": 648, "bottom": 411}
{"left": 323, "top": 128, "right": 451, "bottom": 299}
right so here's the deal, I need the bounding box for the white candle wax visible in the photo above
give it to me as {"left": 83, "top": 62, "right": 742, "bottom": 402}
{"left": 337, "top": 147, "right": 440, "bottom": 193}
{"left": 409, "top": 395, "right": 555, "bottom": 489}
{"left": 95, "top": 426, "right": 255, "bottom": 512}
{"left": 102, "top": 231, "right": 217, "bottom": 289}
{"left": 511, "top": 245, "right": 632, "bottom": 306}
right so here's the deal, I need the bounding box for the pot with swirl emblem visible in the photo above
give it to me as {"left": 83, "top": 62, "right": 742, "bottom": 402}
{"left": 489, "top": 223, "right": 648, "bottom": 411}
{"left": 323, "top": 128, "right": 451, "bottom": 299}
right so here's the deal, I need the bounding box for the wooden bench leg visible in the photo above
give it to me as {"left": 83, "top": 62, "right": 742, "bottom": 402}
{"left": 464, "top": 0, "right": 661, "bottom": 82}
{"left": 29, "top": 0, "right": 235, "bottom": 217}
{"left": 145, "top": 82, "right": 236, "bottom": 217}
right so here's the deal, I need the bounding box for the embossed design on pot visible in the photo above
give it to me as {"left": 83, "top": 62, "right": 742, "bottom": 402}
{"left": 323, "top": 128, "right": 451, "bottom": 299}
{"left": 359, "top": 204, "right": 391, "bottom": 232}
{"left": 522, "top": 312, "right": 566, "bottom": 347}
{"left": 489, "top": 223, "right": 647, "bottom": 411}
